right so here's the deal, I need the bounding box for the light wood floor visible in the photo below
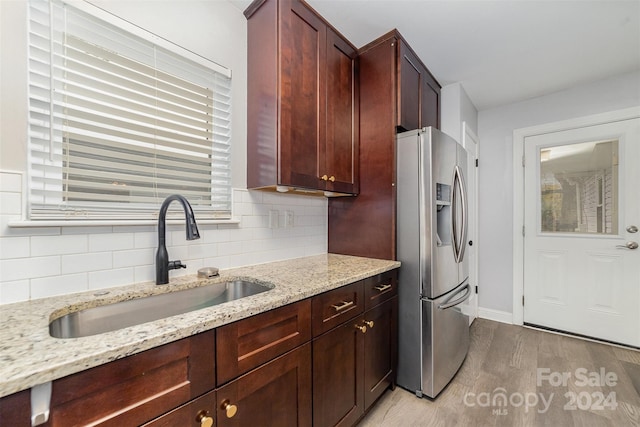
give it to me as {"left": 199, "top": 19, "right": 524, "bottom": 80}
{"left": 359, "top": 318, "right": 640, "bottom": 427}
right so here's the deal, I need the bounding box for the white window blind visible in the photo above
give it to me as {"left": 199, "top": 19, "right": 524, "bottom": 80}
{"left": 27, "top": 0, "right": 232, "bottom": 220}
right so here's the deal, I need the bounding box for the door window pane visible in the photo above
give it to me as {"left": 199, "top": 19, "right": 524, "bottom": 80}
{"left": 540, "top": 140, "right": 618, "bottom": 234}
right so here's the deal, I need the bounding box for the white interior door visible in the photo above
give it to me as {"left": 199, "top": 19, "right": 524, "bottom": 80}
{"left": 523, "top": 117, "right": 640, "bottom": 347}
{"left": 463, "top": 122, "right": 479, "bottom": 324}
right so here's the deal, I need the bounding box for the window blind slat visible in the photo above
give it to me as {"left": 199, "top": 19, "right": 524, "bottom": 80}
{"left": 28, "top": 0, "right": 232, "bottom": 220}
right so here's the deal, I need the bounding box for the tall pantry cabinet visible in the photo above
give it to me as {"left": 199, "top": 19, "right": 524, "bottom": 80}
{"left": 329, "top": 30, "right": 441, "bottom": 260}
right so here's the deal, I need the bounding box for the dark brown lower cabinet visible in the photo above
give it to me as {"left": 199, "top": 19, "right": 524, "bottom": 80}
{"left": 217, "top": 344, "right": 312, "bottom": 427}
{"left": 146, "top": 344, "right": 312, "bottom": 427}
{"left": 313, "top": 315, "right": 365, "bottom": 427}
{"left": 313, "top": 296, "right": 397, "bottom": 427}
{"left": 0, "top": 271, "right": 398, "bottom": 427}
{"left": 363, "top": 297, "right": 397, "bottom": 409}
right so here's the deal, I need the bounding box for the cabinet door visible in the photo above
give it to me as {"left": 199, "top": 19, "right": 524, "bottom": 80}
{"left": 142, "top": 390, "right": 216, "bottom": 427}
{"left": 325, "top": 28, "right": 359, "bottom": 195}
{"left": 312, "top": 320, "right": 364, "bottom": 427}
{"left": 279, "top": 0, "right": 326, "bottom": 189}
{"left": 363, "top": 297, "right": 397, "bottom": 409}
{"left": 398, "top": 43, "right": 421, "bottom": 132}
{"left": 421, "top": 73, "right": 440, "bottom": 129}
{"left": 0, "top": 389, "right": 30, "bottom": 427}
{"left": 217, "top": 344, "right": 312, "bottom": 427}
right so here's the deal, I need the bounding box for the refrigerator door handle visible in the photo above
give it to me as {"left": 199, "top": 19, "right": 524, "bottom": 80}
{"left": 451, "top": 168, "right": 460, "bottom": 261}
{"left": 456, "top": 165, "right": 468, "bottom": 263}
{"left": 452, "top": 166, "right": 467, "bottom": 263}
{"left": 438, "top": 284, "right": 471, "bottom": 310}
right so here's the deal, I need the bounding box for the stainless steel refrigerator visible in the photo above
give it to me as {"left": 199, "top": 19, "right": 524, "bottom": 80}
{"left": 396, "top": 127, "right": 471, "bottom": 398}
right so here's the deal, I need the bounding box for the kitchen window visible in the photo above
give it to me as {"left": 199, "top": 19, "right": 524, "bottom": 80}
{"left": 27, "top": 0, "right": 232, "bottom": 221}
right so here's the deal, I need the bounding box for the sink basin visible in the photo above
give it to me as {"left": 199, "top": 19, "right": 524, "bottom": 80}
{"left": 49, "top": 280, "right": 272, "bottom": 339}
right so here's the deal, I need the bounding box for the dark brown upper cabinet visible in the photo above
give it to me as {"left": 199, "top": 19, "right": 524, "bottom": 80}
{"left": 246, "top": 0, "right": 359, "bottom": 196}
{"left": 398, "top": 40, "right": 440, "bottom": 132}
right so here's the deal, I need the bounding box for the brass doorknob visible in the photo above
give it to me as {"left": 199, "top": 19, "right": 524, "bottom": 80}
{"left": 221, "top": 399, "right": 238, "bottom": 418}
{"left": 355, "top": 324, "right": 367, "bottom": 333}
{"left": 321, "top": 175, "right": 328, "bottom": 181}
{"left": 364, "top": 320, "right": 374, "bottom": 328}
{"left": 329, "top": 176, "right": 336, "bottom": 182}
{"left": 196, "top": 411, "right": 214, "bottom": 427}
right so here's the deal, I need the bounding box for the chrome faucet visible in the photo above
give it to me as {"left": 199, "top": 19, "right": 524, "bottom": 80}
{"left": 156, "top": 194, "right": 200, "bottom": 285}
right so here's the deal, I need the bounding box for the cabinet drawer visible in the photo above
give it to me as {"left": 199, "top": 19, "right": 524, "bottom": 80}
{"left": 45, "top": 330, "right": 215, "bottom": 427}
{"left": 364, "top": 269, "right": 398, "bottom": 310}
{"left": 217, "top": 299, "right": 311, "bottom": 385}
{"left": 312, "top": 280, "right": 364, "bottom": 337}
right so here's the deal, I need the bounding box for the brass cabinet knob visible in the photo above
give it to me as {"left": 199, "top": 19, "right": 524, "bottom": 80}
{"left": 355, "top": 324, "right": 367, "bottom": 334}
{"left": 221, "top": 399, "right": 238, "bottom": 418}
{"left": 364, "top": 320, "right": 374, "bottom": 328}
{"left": 321, "top": 175, "right": 328, "bottom": 181}
{"left": 196, "top": 411, "right": 214, "bottom": 427}
{"left": 329, "top": 175, "right": 336, "bottom": 182}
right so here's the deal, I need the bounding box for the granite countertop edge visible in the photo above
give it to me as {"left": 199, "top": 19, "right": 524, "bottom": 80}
{"left": 0, "top": 253, "right": 400, "bottom": 398}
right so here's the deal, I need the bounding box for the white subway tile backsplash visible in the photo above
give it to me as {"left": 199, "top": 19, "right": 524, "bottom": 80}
{"left": 0, "top": 256, "right": 61, "bottom": 282}
{"left": 0, "top": 192, "right": 21, "bottom": 215}
{"left": 134, "top": 264, "right": 155, "bottom": 283}
{"left": 88, "top": 267, "right": 135, "bottom": 290}
{"left": 89, "top": 233, "right": 134, "bottom": 252}
{"left": 31, "top": 273, "right": 89, "bottom": 299}
{"left": 62, "top": 252, "right": 112, "bottom": 274}
{"left": 187, "top": 243, "right": 218, "bottom": 259}
{"left": 0, "top": 172, "right": 22, "bottom": 193}
{"left": 0, "top": 236, "right": 30, "bottom": 259}
{"left": 0, "top": 185, "right": 328, "bottom": 304}
{"left": 113, "top": 248, "right": 154, "bottom": 268}
{"left": 134, "top": 231, "right": 158, "bottom": 249}
{"left": 0, "top": 279, "right": 30, "bottom": 304}
{"left": 31, "top": 234, "right": 88, "bottom": 257}
{"left": 202, "top": 227, "right": 230, "bottom": 244}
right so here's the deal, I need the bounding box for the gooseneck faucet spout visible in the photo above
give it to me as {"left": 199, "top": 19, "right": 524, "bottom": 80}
{"left": 156, "top": 194, "right": 200, "bottom": 285}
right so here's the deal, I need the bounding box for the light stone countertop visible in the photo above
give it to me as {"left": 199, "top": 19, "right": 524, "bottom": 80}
{"left": 0, "top": 253, "right": 400, "bottom": 398}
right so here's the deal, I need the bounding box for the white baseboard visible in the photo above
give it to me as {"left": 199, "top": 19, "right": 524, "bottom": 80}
{"left": 477, "top": 307, "right": 513, "bottom": 324}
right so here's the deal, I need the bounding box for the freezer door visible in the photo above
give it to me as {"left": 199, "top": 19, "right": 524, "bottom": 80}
{"left": 421, "top": 281, "right": 471, "bottom": 398}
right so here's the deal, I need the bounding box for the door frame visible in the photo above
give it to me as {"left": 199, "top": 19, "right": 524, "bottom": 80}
{"left": 512, "top": 106, "right": 640, "bottom": 325}
{"left": 462, "top": 121, "right": 479, "bottom": 322}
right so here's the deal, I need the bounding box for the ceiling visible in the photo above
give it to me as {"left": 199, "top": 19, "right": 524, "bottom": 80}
{"left": 230, "top": 0, "right": 640, "bottom": 111}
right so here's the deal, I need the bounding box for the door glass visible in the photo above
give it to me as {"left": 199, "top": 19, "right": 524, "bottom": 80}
{"left": 540, "top": 140, "right": 618, "bottom": 234}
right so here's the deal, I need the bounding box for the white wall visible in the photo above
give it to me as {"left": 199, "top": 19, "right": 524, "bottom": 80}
{"left": 477, "top": 70, "right": 640, "bottom": 315}
{"left": 441, "top": 82, "right": 478, "bottom": 141}
{"left": 0, "top": 0, "right": 328, "bottom": 304}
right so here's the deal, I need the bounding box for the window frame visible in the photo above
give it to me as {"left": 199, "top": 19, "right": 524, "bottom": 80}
{"left": 25, "top": 0, "right": 233, "bottom": 223}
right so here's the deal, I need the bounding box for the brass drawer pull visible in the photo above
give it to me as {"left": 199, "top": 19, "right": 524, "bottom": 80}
{"left": 196, "top": 411, "right": 214, "bottom": 427}
{"left": 331, "top": 300, "right": 354, "bottom": 312}
{"left": 221, "top": 399, "right": 237, "bottom": 418}
{"left": 355, "top": 324, "right": 367, "bottom": 333}
{"left": 374, "top": 284, "right": 392, "bottom": 292}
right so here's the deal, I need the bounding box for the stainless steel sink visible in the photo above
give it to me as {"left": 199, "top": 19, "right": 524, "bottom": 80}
{"left": 49, "top": 280, "right": 272, "bottom": 339}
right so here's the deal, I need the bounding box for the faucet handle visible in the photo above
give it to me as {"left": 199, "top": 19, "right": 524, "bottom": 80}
{"left": 168, "top": 260, "right": 187, "bottom": 270}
